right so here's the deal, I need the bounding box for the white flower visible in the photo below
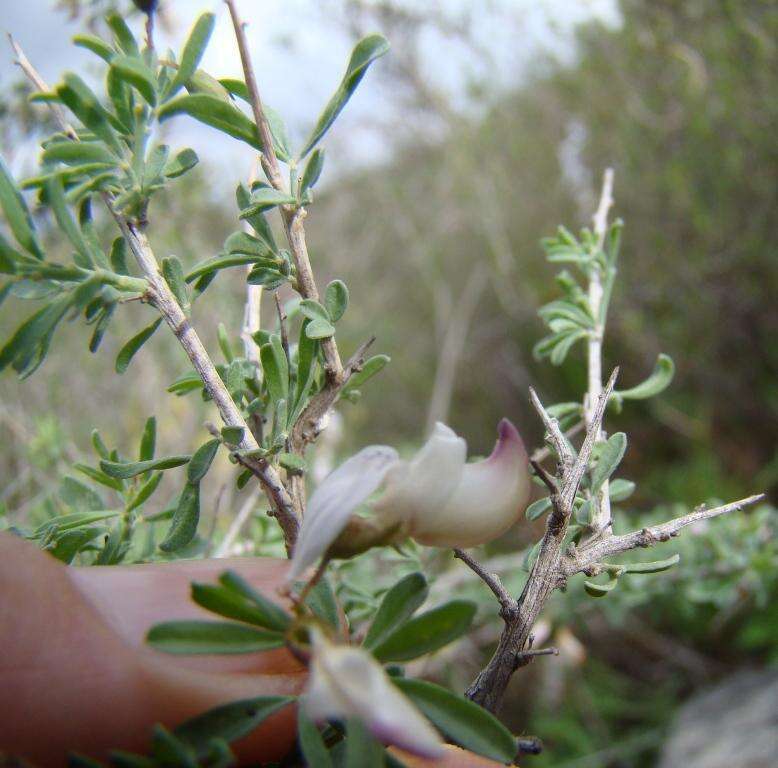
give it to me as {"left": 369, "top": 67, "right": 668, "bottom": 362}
{"left": 373, "top": 419, "right": 530, "bottom": 547}
{"left": 304, "top": 630, "right": 444, "bottom": 758}
{"left": 288, "top": 419, "right": 530, "bottom": 580}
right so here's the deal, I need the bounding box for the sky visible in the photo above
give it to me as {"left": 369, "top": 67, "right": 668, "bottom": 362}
{"left": 0, "top": 0, "right": 619, "bottom": 188}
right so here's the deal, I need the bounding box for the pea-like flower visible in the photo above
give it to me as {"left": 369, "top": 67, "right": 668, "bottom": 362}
{"left": 304, "top": 629, "right": 444, "bottom": 758}
{"left": 287, "top": 419, "right": 530, "bottom": 582}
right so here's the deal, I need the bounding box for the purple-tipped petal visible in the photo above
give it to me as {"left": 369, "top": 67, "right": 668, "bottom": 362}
{"left": 287, "top": 445, "right": 399, "bottom": 582}
{"left": 411, "top": 418, "right": 531, "bottom": 547}
{"left": 304, "top": 632, "right": 444, "bottom": 759}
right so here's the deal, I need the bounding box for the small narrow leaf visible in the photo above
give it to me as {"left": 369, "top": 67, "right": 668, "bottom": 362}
{"left": 372, "top": 600, "right": 476, "bottom": 662}
{"left": 167, "top": 12, "right": 216, "bottom": 99}
{"left": 393, "top": 678, "right": 516, "bottom": 764}
{"left": 158, "top": 94, "right": 261, "bottom": 149}
{"left": 100, "top": 454, "right": 191, "bottom": 479}
{"left": 191, "top": 582, "right": 289, "bottom": 631}
{"left": 344, "top": 354, "right": 389, "bottom": 391}
{"left": 187, "top": 439, "right": 220, "bottom": 483}
{"left": 584, "top": 574, "right": 619, "bottom": 597}
{"left": 116, "top": 318, "right": 162, "bottom": 374}
{"left": 174, "top": 696, "right": 293, "bottom": 755}
{"left": 260, "top": 334, "right": 289, "bottom": 404}
{"left": 220, "top": 426, "right": 244, "bottom": 445}
{"left": 590, "top": 432, "right": 627, "bottom": 493}
{"left": 299, "top": 34, "right": 390, "bottom": 158}
{"left": 324, "top": 280, "right": 348, "bottom": 323}
{"left": 526, "top": 496, "right": 552, "bottom": 521}
{"left": 163, "top": 148, "right": 199, "bottom": 179}
{"left": 620, "top": 554, "right": 680, "bottom": 574}
{"left": 297, "top": 710, "right": 333, "bottom": 768}
{"left": 278, "top": 452, "right": 306, "bottom": 473}
{"left": 616, "top": 354, "right": 675, "bottom": 401}
{"left": 139, "top": 415, "right": 157, "bottom": 462}
{"left": 159, "top": 482, "right": 200, "bottom": 552}
{"left": 162, "top": 256, "right": 190, "bottom": 315}
{"left": 300, "top": 148, "right": 325, "bottom": 195}
{"left": 147, "top": 620, "right": 284, "bottom": 654}
{"left": 0, "top": 156, "right": 43, "bottom": 258}
{"left": 218, "top": 570, "right": 292, "bottom": 632}
{"left": 608, "top": 478, "right": 636, "bottom": 502}
{"left": 363, "top": 572, "right": 428, "bottom": 650}
{"left": 110, "top": 55, "right": 157, "bottom": 106}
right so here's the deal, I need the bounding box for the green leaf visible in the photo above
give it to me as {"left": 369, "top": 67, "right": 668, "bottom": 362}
{"left": 299, "top": 34, "right": 390, "bottom": 158}
{"left": 297, "top": 709, "right": 333, "bottom": 768}
{"left": 236, "top": 183, "right": 277, "bottom": 249}
{"left": 74, "top": 462, "right": 124, "bottom": 492}
{"left": 167, "top": 13, "right": 216, "bottom": 99}
{"left": 100, "top": 454, "right": 191, "bottom": 479}
{"left": 345, "top": 718, "right": 383, "bottom": 768}
{"left": 151, "top": 726, "right": 197, "bottom": 768}
{"left": 58, "top": 476, "right": 104, "bottom": 511}
{"left": 191, "top": 582, "right": 290, "bottom": 632}
{"left": 241, "top": 185, "right": 297, "bottom": 214}
{"left": 300, "top": 148, "right": 325, "bottom": 195}
{"left": 393, "top": 678, "right": 516, "bottom": 764}
{"left": 159, "top": 482, "right": 200, "bottom": 552}
{"left": 162, "top": 256, "right": 190, "bottom": 315}
{"left": 110, "top": 55, "right": 157, "bottom": 106}
{"left": 73, "top": 34, "right": 115, "bottom": 63}
{"left": 303, "top": 577, "right": 340, "bottom": 629}
{"left": 42, "top": 141, "right": 116, "bottom": 167}
{"left": 220, "top": 426, "right": 244, "bottom": 445}
{"left": 106, "top": 12, "right": 139, "bottom": 56}
{"left": 608, "top": 478, "right": 636, "bottom": 502}
{"left": 187, "top": 439, "right": 220, "bottom": 483}
{"left": 372, "top": 600, "right": 476, "bottom": 662}
{"left": 46, "top": 178, "right": 94, "bottom": 269}
{"left": 343, "top": 354, "right": 390, "bottom": 391}
{"left": 126, "top": 471, "right": 163, "bottom": 512}
{"left": 163, "top": 148, "right": 199, "bottom": 179}
{"left": 139, "top": 415, "right": 157, "bottom": 462}
{"left": 158, "top": 94, "right": 261, "bottom": 149}
{"left": 278, "top": 452, "right": 306, "bottom": 473}
{"left": 147, "top": 619, "right": 284, "bottom": 654}
{"left": 620, "top": 553, "right": 680, "bottom": 574}
{"left": 246, "top": 265, "right": 286, "bottom": 290}
{"left": 115, "top": 318, "right": 162, "bottom": 374}
{"left": 174, "top": 696, "right": 293, "bottom": 756}
{"left": 584, "top": 574, "right": 619, "bottom": 597}
{"left": 305, "top": 318, "right": 336, "bottom": 340}
{"left": 57, "top": 73, "right": 122, "bottom": 154}
{"left": 0, "top": 155, "right": 43, "bottom": 258}
{"left": 260, "top": 334, "right": 289, "bottom": 404}
{"left": 526, "top": 496, "right": 552, "bottom": 521}
{"left": 218, "top": 570, "right": 292, "bottom": 632}
{"left": 324, "top": 279, "right": 348, "bottom": 322}
{"left": 33, "top": 509, "right": 121, "bottom": 536}
{"left": 590, "top": 432, "right": 627, "bottom": 493}
{"left": 217, "top": 81, "right": 291, "bottom": 162}
{"left": 363, "top": 572, "right": 428, "bottom": 650}
{"left": 616, "top": 354, "right": 675, "bottom": 401}
{"left": 217, "top": 322, "right": 234, "bottom": 363}
{"left": 224, "top": 230, "right": 274, "bottom": 257}
{"left": 185, "top": 253, "right": 269, "bottom": 282}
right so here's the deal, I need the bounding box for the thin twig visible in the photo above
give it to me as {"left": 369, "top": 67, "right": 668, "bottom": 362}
{"left": 453, "top": 548, "right": 516, "bottom": 618}
{"left": 562, "top": 494, "right": 765, "bottom": 576}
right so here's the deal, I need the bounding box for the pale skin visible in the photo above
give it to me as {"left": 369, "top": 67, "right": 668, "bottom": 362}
{"left": 0, "top": 534, "right": 501, "bottom": 767}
